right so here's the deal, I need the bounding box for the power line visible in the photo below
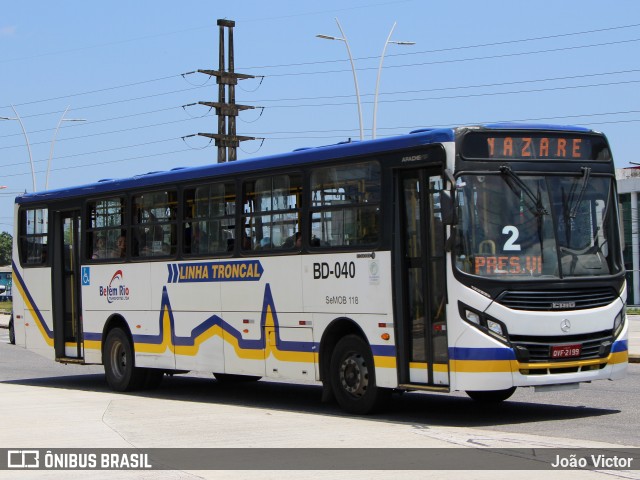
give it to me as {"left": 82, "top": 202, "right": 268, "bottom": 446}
{"left": 6, "top": 85, "right": 209, "bottom": 120}
{"left": 0, "top": 147, "right": 208, "bottom": 179}
{"left": 4, "top": 110, "right": 640, "bottom": 177}
{"left": 1, "top": 76, "right": 637, "bottom": 155}
{"left": 263, "top": 38, "right": 640, "bottom": 77}
{"left": 0, "top": 74, "right": 185, "bottom": 110}
{"left": 0, "top": 1, "right": 414, "bottom": 65}
{"left": 0, "top": 106, "right": 192, "bottom": 141}
{"left": 242, "top": 22, "right": 640, "bottom": 70}
{"left": 1, "top": 67, "right": 636, "bottom": 142}
{"left": 4, "top": 24, "right": 639, "bottom": 110}
{"left": 0, "top": 137, "right": 182, "bottom": 169}
{"left": 0, "top": 116, "right": 204, "bottom": 152}
{"left": 249, "top": 68, "right": 640, "bottom": 103}
{"left": 249, "top": 78, "right": 640, "bottom": 109}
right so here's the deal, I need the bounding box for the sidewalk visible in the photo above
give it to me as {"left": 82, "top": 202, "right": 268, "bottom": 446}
{"left": 1, "top": 312, "right": 638, "bottom": 361}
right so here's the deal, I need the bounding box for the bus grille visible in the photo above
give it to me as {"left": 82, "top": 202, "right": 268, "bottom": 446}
{"left": 509, "top": 330, "right": 613, "bottom": 364}
{"left": 496, "top": 287, "right": 618, "bottom": 311}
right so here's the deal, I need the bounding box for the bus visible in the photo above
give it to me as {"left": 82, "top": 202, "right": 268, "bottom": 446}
{"left": 11, "top": 123, "right": 628, "bottom": 414}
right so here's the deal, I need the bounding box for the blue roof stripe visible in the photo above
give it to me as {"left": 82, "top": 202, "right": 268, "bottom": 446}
{"left": 16, "top": 128, "right": 456, "bottom": 205}
{"left": 15, "top": 123, "right": 598, "bottom": 205}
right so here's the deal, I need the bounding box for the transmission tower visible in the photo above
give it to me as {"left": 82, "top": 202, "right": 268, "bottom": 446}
{"left": 198, "top": 19, "right": 255, "bottom": 162}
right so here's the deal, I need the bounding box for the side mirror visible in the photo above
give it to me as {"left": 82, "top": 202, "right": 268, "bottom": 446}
{"left": 440, "top": 189, "right": 455, "bottom": 225}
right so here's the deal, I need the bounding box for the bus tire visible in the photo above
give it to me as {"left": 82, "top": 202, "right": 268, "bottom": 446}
{"left": 466, "top": 387, "right": 516, "bottom": 403}
{"left": 103, "top": 327, "right": 146, "bottom": 391}
{"left": 8, "top": 315, "right": 15, "bottom": 345}
{"left": 213, "top": 373, "right": 261, "bottom": 383}
{"left": 329, "top": 334, "right": 390, "bottom": 414}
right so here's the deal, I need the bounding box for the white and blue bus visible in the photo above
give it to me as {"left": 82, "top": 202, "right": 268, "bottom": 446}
{"left": 11, "top": 123, "right": 628, "bottom": 413}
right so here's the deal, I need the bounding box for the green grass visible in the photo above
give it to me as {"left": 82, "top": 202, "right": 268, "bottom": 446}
{"left": 0, "top": 300, "right": 12, "bottom": 313}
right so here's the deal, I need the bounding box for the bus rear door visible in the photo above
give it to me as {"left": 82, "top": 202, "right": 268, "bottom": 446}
{"left": 51, "top": 209, "right": 84, "bottom": 361}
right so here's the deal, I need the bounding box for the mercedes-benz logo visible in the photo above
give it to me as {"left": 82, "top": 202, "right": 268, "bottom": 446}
{"left": 560, "top": 319, "right": 571, "bottom": 333}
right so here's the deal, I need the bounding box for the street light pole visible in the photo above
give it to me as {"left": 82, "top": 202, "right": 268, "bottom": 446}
{"left": 372, "top": 23, "right": 415, "bottom": 139}
{"left": 46, "top": 106, "right": 85, "bottom": 190}
{"left": 1, "top": 106, "right": 36, "bottom": 192}
{"left": 317, "top": 18, "right": 364, "bottom": 141}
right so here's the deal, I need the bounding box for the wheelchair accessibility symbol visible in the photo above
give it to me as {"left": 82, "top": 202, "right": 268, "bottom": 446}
{"left": 82, "top": 267, "right": 91, "bottom": 286}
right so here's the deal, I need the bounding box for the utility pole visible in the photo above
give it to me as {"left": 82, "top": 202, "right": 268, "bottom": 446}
{"left": 198, "top": 19, "right": 255, "bottom": 162}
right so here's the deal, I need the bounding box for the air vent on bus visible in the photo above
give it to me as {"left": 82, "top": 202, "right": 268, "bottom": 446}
{"left": 510, "top": 330, "right": 613, "bottom": 363}
{"left": 496, "top": 287, "right": 618, "bottom": 311}
{"left": 410, "top": 128, "right": 435, "bottom": 134}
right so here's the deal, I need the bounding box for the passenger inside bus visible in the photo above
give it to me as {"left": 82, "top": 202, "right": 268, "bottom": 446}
{"left": 92, "top": 236, "right": 106, "bottom": 259}
{"left": 116, "top": 234, "right": 126, "bottom": 258}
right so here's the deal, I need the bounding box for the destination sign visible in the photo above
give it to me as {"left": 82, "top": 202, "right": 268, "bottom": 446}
{"left": 462, "top": 132, "right": 611, "bottom": 161}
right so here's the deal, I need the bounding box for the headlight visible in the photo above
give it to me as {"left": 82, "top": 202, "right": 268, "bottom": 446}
{"left": 613, "top": 306, "right": 625, "bottom": 338}
{"left": 487, "top": 319, "right": 504, "bottom": 337}
{"left": 459, "top": 302, "right": 508, "bottom": 342}
{"left": 465, "top": 310, "right": 481, "bottom": 325}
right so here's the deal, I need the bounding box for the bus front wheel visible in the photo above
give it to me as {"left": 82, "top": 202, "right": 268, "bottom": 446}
{"left": 466, "top": 387, "right": 516, "bottom": 403}
{"left": 329, "top": 334, "right": 390, "bottom": 414}
{"left": 103, "top": 328, "right": 146, "bottom": 391}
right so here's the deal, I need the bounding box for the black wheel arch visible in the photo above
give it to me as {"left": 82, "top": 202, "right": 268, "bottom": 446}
{"left": 319, "top": 317, "right": 369, "bottom": 384}
{"left": 101, "top": 314, "right": 133, "bottom": 361}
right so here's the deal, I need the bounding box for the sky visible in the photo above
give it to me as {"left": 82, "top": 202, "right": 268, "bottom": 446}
{"left": 1, "top": 0, "right": 639, "bottom": 233}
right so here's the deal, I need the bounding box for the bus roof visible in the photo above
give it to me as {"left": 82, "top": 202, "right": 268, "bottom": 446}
{"left": 15, "top": 123, "right": 600, "bottom": 205}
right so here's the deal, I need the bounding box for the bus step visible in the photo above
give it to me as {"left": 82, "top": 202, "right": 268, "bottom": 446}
{"left": 55, "top": 357, "right": 85, "bottom": 365}
{"left": 397, "top": 384, "right": 450, "bottom": 393}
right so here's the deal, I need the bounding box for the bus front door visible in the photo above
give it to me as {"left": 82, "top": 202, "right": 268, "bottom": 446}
{"left": 395, "top": 169, "right": 449, "bottom": 388}
{"left": 52, "top": 209, "right": 84, "bottom": 361}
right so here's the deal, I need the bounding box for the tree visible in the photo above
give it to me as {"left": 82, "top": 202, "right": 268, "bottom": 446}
{"left": 0, "top": 232, "right": 12, "bottom": 266}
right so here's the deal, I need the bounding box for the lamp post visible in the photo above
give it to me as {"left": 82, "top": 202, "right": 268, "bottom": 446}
{"left": 46, "top": 106, "right": 85, "bottom": 190}
{"left": 1, "top": 105, "right": 36, "bottom": 192}
{"left": 372, "top": 22, "right": 415, "bottom": 139}
{"left": 317, "top": 18, "right": 364, "bottom": 141}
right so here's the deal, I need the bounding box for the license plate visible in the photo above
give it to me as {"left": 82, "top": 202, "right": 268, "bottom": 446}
{"left": 550, "top": 344, "right": 582, "bottom": 359}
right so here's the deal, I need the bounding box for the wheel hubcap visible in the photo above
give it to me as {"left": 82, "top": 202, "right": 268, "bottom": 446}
{"left": 110, "top": 340, "right": 126, "bottom": 379}
{"left": 339, "top": 353, "right": 369, "bottom": 397}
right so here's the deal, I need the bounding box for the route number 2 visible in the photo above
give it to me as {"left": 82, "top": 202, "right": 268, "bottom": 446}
{"left": 502, "top": 225, "right": 521, "bottom": 251}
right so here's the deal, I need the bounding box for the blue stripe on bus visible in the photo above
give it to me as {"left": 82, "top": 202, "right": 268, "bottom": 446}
{"left": 449, "top": 347, "right": 516, "bottom": 361}
{"left": 371, "top": 344, "right": 397, "bottom": 357}
{"left": 12, "top": 261, "right": 54, "bottom": 340}
{"left": 15, "top": 128, "right": 456, "bottom": 205}
{"left": 612, "top": 339, "right": 628, "bottom": 353}
{"left": 128, "top": 284, "right": 320, "bottom": 354}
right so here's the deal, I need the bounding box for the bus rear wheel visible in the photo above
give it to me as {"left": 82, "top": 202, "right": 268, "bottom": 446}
{"left": 466, "top": 387, "right": 516, "bottom": 403}
{"left": 329, "top": 334, "right": 390, "bottom": 414}
{"left": 103, "top": 327, "right": 146, "bottom": 391}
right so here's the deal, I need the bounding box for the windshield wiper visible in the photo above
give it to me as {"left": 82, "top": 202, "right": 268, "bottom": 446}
{"left": 569, "top": 166, "right": 592, "bottom": 218}
{"left": 499, "top": 166, "right": 549, "bottom": 216}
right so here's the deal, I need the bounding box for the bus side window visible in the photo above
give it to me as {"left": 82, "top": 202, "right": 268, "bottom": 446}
{"left": 20, "top": 208, "right": 49, "bottom": 266}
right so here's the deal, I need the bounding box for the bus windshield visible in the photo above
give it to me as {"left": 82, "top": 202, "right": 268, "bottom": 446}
{"left": 454, "top": 172, "right": 622, "bottom": 279}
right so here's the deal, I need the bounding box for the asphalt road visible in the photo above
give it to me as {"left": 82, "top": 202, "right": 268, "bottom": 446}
{"left": 1, "top": 331, "right": 638, "bottom": 449}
